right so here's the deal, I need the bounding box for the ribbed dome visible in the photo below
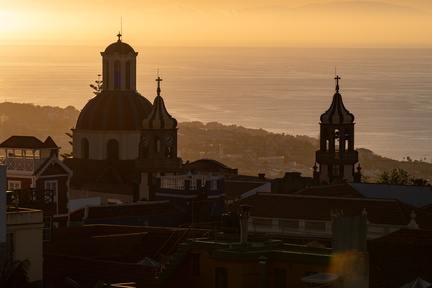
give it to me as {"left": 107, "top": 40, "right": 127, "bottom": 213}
{"left": 76, "top": 90, "right": 152, "bottom": 131}
{"left": 104, "top": 35, "right": 136, "bottom": 55}
{"left": 142, "top": 96, "right": 177, "bottom": 129}
{"left": 320, "top": 76, "right": 354, "bottom": 124}
{"left": 320, "top": 91, "right": 355, "bottom": 124}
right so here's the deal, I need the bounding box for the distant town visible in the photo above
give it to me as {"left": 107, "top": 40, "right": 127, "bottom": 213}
{"left": 0, "top": 102, "right": 431, "bottom": 182}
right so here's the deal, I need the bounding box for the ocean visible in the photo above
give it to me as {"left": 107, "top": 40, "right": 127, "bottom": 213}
{"left": 0, "top": 45, "right": 431, "bottom": 161}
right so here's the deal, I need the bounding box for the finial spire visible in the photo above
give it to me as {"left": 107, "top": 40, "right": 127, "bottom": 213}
{"left": 155, "top": 74, "right": 163, "bottom": 96}
{"left": 334, "top": 75, "right": 341, "bottom": 92}
{"left": 117, "top": 32, "right": 122, "bottom": 41}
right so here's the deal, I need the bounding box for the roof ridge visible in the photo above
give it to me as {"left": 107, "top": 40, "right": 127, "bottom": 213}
{"left": 255, "top": 192, "right": 399, "bottom": 202}
{"left": 87, "top": 200, "right": 171, "bottom": 209}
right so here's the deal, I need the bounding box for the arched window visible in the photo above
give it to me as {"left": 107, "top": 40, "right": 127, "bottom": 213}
{"left": 154, "top": 136, "right": 161, "bottom": 153}
{"left": 165, "top": 147, "right": 174, "bottom": 159}
{"left": 114, "top": 61, "right": 121, "bottom": 90}
{"left": 126, "top": 61, "right": 131, "bottom": 90}
{"left": 334, "top": 129, "right": 340, "bottom": 151}
{"left": 81, "top": 138, "right": 89, "bottom": 160}
{"left": 104, "top": 60, "right": 109, "bottom": 89}
{"left": 107, "top": 139, "right": 119, "bottom": 161}
{"left": 344, "top": 129, "right": 351, "bottom": 151}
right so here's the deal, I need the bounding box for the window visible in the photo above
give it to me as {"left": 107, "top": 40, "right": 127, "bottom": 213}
{"left": 43, "top": 216, "right": 52, "bottom": 241}
{"left": 8, "top": 181, "right": 21, "bottom": 191}
{"left": 104, "top": 60, "right": 109, "bottom": 88}
{"left": 107, "top": 139, "right": 119, "bottom": 161}
{"left": 0, "top": 232, "right": 14, "bottom": 265}
{"left": 126, "top": 61, "right": 131, "bottom": 90}
{"left": 215, "top": 267, "right": 227, "bottom": 288}
{"left": 114, "top": 61, "right": 121, "bottom": 89}
{"left": 45, "top": 180, "right": 58, "bottom": 205}
{"left": 154, "top": 137, "right": 161, "bottom": 153}
{"left": 81, "top": 138, "right": 89, "bottom": 159}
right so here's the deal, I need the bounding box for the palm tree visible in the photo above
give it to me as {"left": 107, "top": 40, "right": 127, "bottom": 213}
{"left": 0, "top": 259, "right": 42, "bottom": 288}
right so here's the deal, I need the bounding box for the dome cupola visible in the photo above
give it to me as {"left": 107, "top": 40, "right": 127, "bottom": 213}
{"left": 76, "top": 90, "right": 152, "bottom": 131}
{"left": 320, "top": 76, "right": 354, "bottom": 124}
{"left": 100, "top": 33, "right": 138, "bottom": 92}
{"left": 104, "top": 33, "right": 136, "bottom": 55}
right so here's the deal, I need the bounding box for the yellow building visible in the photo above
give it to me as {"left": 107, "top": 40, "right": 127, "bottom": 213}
{"left": 5, "top": 207, "right": 44, "bottom": 282}
{"left": 1, "top": 165, "right": 44, "bottom": 282}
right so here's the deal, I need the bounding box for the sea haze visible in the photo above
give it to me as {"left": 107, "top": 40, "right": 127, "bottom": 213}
{"left": 0, "top": 45, "right": 431, "bottom": 162}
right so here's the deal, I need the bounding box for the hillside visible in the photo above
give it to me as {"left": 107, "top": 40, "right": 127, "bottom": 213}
{"left": 0, "top": 102, "right": 431, "bottom": 182}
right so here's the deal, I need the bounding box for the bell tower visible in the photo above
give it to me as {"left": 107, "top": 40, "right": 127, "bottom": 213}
{"left": 135, "top": 76, "right": 182, "bottom": 200}
{"left": 314, "top": 76, "right": 361, "bottom": 184}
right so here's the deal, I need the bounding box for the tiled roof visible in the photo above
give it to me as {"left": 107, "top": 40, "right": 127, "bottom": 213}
{"left": 225, "top": 181, "right": 268, "bottom": 199}
{"left": 369, "top": 229, "right": 432, "bottom": 288}
{"left": 298, "top": 183, "right": 364, "bottom": 198}
{"left": 349, "top": 183, "right": 432, "bottom": 208}
{"left": 70, "top": 201, "right": 184, "bottom": 221}
{"left": 226, "top": 193, "right": 432, "bottom": 227}
{"left": 0, "top": 135, "right": 58, "bottom": 149}
{"left": 182, "top": 159, "right": 238, "bottom": 174}
{"left": 63, "top": 158, "right": 136, "bottom": 189}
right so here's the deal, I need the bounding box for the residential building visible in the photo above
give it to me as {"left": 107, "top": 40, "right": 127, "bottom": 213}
{"left": 0, "top": 135, "right": 72, "bottom": 228}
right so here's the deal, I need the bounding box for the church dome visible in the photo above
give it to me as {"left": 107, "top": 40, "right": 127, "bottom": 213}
{"left": 320, "top": 77, "right": 354, "bottom": 124}
{"left": 76, "top": 90, "right": 152, "bottom": 131}
{"left": 142, "top": 77, "right": 177, "bottom": 129}
{"left": 104, "top": 34, "right": 136, "bottom": 55}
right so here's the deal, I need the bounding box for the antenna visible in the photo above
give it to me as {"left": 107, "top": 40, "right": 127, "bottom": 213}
{"left": 121, "top": 17, "right": 123, "bottom": 37}
{"left": 335, "top": 66, "right": 337, "bottom": 77}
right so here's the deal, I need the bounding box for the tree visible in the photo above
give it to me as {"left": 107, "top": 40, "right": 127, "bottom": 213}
{"left": 89, "top": 74, "right": 103, "bottom": 96}
{"left": 60, "top": 128, "right": 73, "bottom": 159}
{"left": 376, "top": 168, "right": 429, "bottom": 186}
{"left": 0, "top": 259, "right": 42, "bottom": 288}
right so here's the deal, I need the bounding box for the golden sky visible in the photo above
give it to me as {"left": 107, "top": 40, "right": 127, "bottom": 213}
{"left": 1, "top": 0, "right": 431, "bottom": 46}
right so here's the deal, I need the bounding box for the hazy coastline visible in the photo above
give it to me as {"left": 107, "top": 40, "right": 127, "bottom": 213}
{"left": 0, "top": 45, "right": 431, "bottom": 162}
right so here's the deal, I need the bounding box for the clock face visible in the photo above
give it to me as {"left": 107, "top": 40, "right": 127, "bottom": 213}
{"left": 141, "top": 133, "right": 149, "bottom": 147}
{"left": 164, "top": 133, "right": 175, "bottom": 147}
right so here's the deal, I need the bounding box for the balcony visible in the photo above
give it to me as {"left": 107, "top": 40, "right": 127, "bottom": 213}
{"left": 315, "top": 151, "right": 358, "bottom": 165}
{"left": 0, "top": 157, "right": 47, "bottom": 172}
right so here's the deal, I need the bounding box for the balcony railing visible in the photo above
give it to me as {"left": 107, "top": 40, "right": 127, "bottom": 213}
{"left": 250, "top": 216, "right": 405, "bottom": 239}
{"left": 6, "top": 188, "right": 54, "bottom": 207}
{"left": 0, "top": 157, "right": 47, "bottom": 172}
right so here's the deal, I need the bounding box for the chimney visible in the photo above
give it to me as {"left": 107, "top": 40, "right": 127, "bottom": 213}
{"left": 240, "top": 205, "right": 251, "bottom": 245}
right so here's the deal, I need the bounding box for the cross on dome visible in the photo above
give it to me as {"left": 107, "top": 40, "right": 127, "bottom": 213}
{"left": 156, "top": 76, "right": 163, "bottom": 96}
{"left": 117, "top": 32, "right": 122, "bottom": 41}
{"left": 334, "top": 75, "right": 341, "bottom": 92}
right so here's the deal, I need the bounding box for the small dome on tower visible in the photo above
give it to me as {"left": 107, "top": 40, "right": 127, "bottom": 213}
{"left": 142, "top": 77, "right": 177, "bottom": 129}
{"left": 104, "top": 33, "right": 136, "bottom": 55}
{"left": 320, "top": 76, "right": 354, "bottom": 124}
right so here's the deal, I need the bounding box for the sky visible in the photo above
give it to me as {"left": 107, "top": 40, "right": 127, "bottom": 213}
{"left": 1, "top": 0, "right": 432, "bottom": 47}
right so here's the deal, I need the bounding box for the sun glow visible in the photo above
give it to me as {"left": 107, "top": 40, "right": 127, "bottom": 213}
{"left": 1, "top": 0, "right": 432, "bottom": 47}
